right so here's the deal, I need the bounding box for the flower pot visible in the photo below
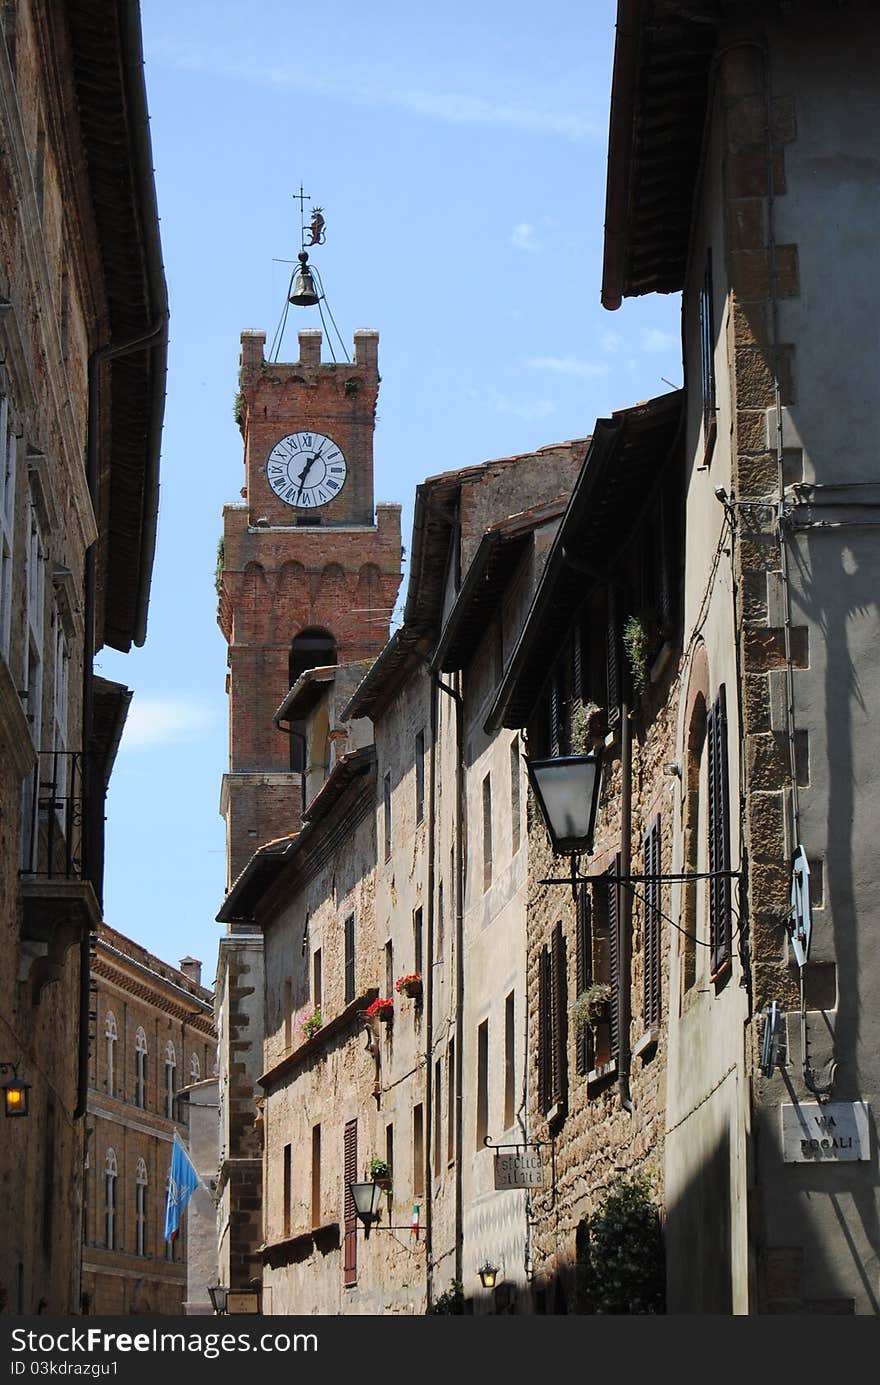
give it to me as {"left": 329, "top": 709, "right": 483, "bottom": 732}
{"left": 401, "top": 978, "right": 422, "bottom": 1000}
{"left": 378, "top": 1007, "right": 393, "bottom": 1023}
{"left": 372, "top": 1175, "right": 392, "bottom": 1192}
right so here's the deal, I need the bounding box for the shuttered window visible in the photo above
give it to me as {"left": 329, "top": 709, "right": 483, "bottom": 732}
{"left": 700, "top": 249, "right": 717, "bottom": 439}
{"left": 606, "top": 587, "right": 621, "bottom": 726}
{"left": 608, "top": 858, "right": 621, "bottom": 1063}
{"left": 643, "top": 818, "right": 662, "bottom": 1031}
{"left": 344, "top": 914, "right": 355, "bottom": 1004}
{"left": 708, "top": 685, "right": 732, "bottom": 978}
{"left": 343, "top": 1119, "right": 357, "bottom": 1285}
{"left": 539, "top": 923, "right": 567, "bottom": 1115}
{"left": 575, "top": 884, "right": 592, "bottom": 1077}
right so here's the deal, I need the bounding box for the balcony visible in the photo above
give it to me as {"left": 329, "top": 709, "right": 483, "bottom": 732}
{"left": 19, "top": 750, "right": 99, "bottom": 997}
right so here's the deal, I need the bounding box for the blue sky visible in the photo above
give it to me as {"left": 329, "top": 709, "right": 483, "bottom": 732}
{"left": 98, "top": 0, "right": 682, "bottom": 981}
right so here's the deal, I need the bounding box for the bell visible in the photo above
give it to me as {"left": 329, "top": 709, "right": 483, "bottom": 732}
{"left": 289, "top": 251, "right": 319, "bottom": 307}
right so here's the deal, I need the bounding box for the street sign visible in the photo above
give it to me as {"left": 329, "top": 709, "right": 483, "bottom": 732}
{"left": 781, "top": 1102, "right": 870, "bottom": 1162}
{"left": 493, "top": 1149, "right": 544, "bottom": 1189}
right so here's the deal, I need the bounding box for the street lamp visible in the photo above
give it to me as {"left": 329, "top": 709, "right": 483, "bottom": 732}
{"left": 478, "top": 1262, "right": 500, "bottom": 1289}
{"left": 349, "top": 1179, "right": 383, "bottom": 1237}
{"left": 206, "top": 1284, "right": 228, "bottom": 1314}
{"left": 1, "top": 1064, "right": 31, "bottom": 1118}
{"left": 525, "top": 749, "right": 603, "bottom": 855}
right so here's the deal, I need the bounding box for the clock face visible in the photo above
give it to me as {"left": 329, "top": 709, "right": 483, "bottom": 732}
{"left": 265, "top": 430, "right": 348, "bottom": 509}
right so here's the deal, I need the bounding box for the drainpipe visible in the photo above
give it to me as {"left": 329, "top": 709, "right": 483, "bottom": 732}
{"left": 618, "top": 691, "right": 634, "bottom": 1115}
{"left": 423, "top": 673, "right": 438, "bottom": 1309}
{"left": 433, "top": 670, "right": 465, "bottom": 1289}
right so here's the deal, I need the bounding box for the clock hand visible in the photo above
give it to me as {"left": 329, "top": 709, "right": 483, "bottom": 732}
{"left": 295, "top": 454, "right": 318, "bottom": 499}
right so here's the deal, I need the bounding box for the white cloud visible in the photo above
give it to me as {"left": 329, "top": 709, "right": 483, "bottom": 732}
{"left": 601, "top": 330, "right": 623, "bottom": 355}
{"left": 510, "top": 223, "right": 542, "bottom": 254}
{"left": 122, "top": 696, "right": 217, "bottom": 750}
{"left": 525, "top": 355, "right": 609, "bottom": 379}
{"left": 146, "top": 42, "right": 599, "bottom": 142}
{"left": 641, "top": 327, "right": 678, "bottom": 353}
{"left": 477, "top": 389, "right": 557, "bottom": 422}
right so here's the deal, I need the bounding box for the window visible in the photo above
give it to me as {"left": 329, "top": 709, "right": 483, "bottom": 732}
{"left": 643, "top": 818, "right": 662, "bottom": 1032}
{"left": 134, "top": 1028, "right": 147, "bottom": 1109}
{"left": 433, "top": 1059, "right": 442, "bottom": 1176}
{"left": 699, "top": 248, "right": 717, "bottom": 443}
{"left": 311, "top": 1124, "right": 321, "bottom": 1228}
{"left": 0, "top": 373, "right": 17, "bottom": 659}
{"left": 708, "top": 686, "right": 732, "bottom": 980}
{"left": 436, "top": 880, "right": 444, "bottom": 961}
{"left": 383, "top": 771, "right": 392, "bottom": 862}
{"left": 283, "top": 978, "right": 293, "bottom": 1049}
{"left": 476, "top": 1020, "right": 489, "bottom": 1148}
{"left": 343, "top": 1120, "right": 357, "bottom": 1285}
{"left": 312, "top": 947, "right": 322, "bottom": 1009}
{"left": 135, "top": 1159, "right": 147, "bottom": 1256}
{"left": 413, "top": 907, "right": 423, "bottom": 977}
{"left": 20, "top": 504, "right": 45, "bottom": 869}
{"left": 283, "top": 1144, "right": 292, "bottom": 1238}
{"left": 104, "top": 1012, "right": 117, "bottom": 1099}
{"left": 288, "top": 629, "right": 336, "bottom": 772}
{"left": 446, "top": 1040, "right": 455, "bottom": 1165}
{"left": 504, "top": 991, "right": 516, "bottom": 1129}
{"left": 189, "top": 1052, "right": 200, "bottom": 1082}
{"left": 412, "top": 1104, "right": 424, "bottom": 1197}
{"left": 538, "top": 922, "right": 567, "bottom": 1115}
{"left": 164, "top": 1042, "right": 176, "bottom": 1120}
{"left": 682, "top": 693, "right": 708, "bottom": 993}
{"left": 384, "top": 939, "right": 393, "bottom": 999}
{"left": 574, "top": 885, "right": 592, "bottom": 1077}
{"left": 344, "top": 915, "right": 355, "bottom": 1004}
{"left": 588, "top": 861, "right": 622, "bottom": 1069}
{"left": 510, "top": 738, "right": 521, "bottom": 855}
{"left": 482, "top": 773, "right": 492, "bottom": 892}
{"left": 415, "top": 730, "right": 425, "bottom": 823}
{"left": 385, "top": 1123, "right": 394, "bottom": 1180}
{"left": 104, "top": 1150, "right": 117, "bottom": 1250}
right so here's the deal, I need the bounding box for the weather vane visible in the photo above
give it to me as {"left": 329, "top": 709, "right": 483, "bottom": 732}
{"left": 268, "top": 185, "right": 349, "bottom": 365}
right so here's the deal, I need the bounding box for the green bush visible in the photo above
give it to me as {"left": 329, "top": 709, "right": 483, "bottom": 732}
{"left": 576, "top": 1173, "right": 664, "bottom": 1314}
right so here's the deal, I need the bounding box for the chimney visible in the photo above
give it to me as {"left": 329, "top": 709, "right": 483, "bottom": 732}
{"left": 179, "top": 957, "right": 202, "bottom": 988}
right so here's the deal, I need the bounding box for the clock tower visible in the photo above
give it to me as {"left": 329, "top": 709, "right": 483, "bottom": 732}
{"left": 217, "top": 327, "right": 402, "bottom": 884}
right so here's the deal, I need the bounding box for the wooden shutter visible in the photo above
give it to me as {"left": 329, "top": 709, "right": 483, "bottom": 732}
{"left": 343, "top": 1119, "right": 357, "bottom": 1285}
{"left": 606, "top": 588, "right": 620, "bottom": 726}
{"left": 575, "top": 885, "right": 591, "bottom": 1076}
{"left": 550, "top": 922, "right": 568, "bottom": 1108}
{"left": 538, "top": 946, "right": 550, "bottom": 1112}
{"left": 708, "top": 686, "right": 732, "bottom": 977}
{"left": 344, "top": 914, "right": 355, "bottom": 1004}
{"left": 643, "top": 818, "right": 662, "bottom": 1031}
{"left": 549, "top": 676, "right": 560, "bottom": 757}
{"left": 608, "top": 857, "right": 621, "bottom": 1062}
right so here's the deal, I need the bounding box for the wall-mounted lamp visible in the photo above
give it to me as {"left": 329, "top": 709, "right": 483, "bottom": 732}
{"left": 1, "top": 1063, "right": 31, "bottom": 1118}
{"left": 349, "top": 1180, "right": 383, "bottom": 1237}
{"left": 525, "top": 749, "right": 603, "bottom": 856}
{"left": 206, "top": 1284, "right": 228, "bottom": 1314}
{"left": 478, "top": 1262, "right": 500, "bottom": 1289}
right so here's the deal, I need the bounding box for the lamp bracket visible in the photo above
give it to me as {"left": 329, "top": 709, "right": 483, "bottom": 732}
{"left": 483, "top": 1135, "right": 553, "bottom": 1151}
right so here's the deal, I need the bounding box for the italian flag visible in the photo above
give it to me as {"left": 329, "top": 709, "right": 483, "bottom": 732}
{"left": 412, "top": 1203, "right": 420, "bottom": 1239}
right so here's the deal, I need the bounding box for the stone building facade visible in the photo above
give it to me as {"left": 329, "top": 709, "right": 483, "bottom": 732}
{"left": 0, "top": 1, "right": 166, "bottom": 1314}
{"left": 601, "top": 0, "right": 880, "bottom": 1314}
{"left": 214, "top": 328, "right": 402, "bottom": 1298}
{"left": 82, "top": 928, "right": 215, "bottom": 1315}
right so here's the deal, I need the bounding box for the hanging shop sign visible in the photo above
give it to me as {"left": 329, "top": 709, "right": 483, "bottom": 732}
{"left": 781, "top": 1101, "right": 869, "bottom": 1163}
{"left": 493, "top": 1149, "right": 545, "bottom": 1189}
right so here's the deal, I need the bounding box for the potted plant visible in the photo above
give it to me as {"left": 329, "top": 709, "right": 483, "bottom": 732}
{"left": 369, "top": 1157, "right": 392, "bottom": 1191}
{"left": 569, "top": 981, "right": 611, "bottom": 1034}
{"left": 300, "top": 1006, "right": 323, "bottom": 1038}
{"left": 395, "top": 973, "right": 423, "bottom": 1000}
{"left": 365, "top": 997, "right": 394, "bottom": 1024}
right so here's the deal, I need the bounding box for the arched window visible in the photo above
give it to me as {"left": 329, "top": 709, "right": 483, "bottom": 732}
{"left": 189, "top": 1052, "right": 200, "bottom": 1082}
{"left": 104, "top": 1149, "right": 117, "bottom": 1249}
{"left": 135, "top": 1028, "right": 148, "bottom": 1109}
{"left": 164, "top": 1042, "right": 176, "bottom": 1119}
{"left": 104, "top": 1012, "right": 117, "bottom": 1099}
{"left": 681, "top": 644, "right": 710, "bottom": 997}
{"left": 135, "top": 1158, "right": 148, "bottom": 1256}
{"left": 287, "top": 628, "right": 337, "bottom": 771}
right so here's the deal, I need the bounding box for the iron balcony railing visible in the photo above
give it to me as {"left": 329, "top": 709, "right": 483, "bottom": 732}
{"left": 20, "top": 748, "right": 85, "bottom": 881}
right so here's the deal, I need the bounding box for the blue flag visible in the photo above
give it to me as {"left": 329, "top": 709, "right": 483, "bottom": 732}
{"left": 164, "top": 1132, "right": 200, "bottom": 1243}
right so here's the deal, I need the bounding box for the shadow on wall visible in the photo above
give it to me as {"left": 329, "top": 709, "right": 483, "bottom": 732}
{"left": 665, "top": 1127, "right": 732, "bottom": 1313}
